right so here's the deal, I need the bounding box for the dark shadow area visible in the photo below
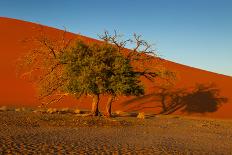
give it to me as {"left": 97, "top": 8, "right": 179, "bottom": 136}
{"left": 121, "top": 83, "right": 228, "bottom": 114}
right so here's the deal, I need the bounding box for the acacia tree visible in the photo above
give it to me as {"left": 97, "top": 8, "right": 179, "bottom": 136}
{"left": 18, "top": 28, "right": 143, "bottom": 116}
{"left": 98, "top": 31, "right": 175, "bottom": 116}
{"left": 61, "top": 41, "right": 144, "bottom": 116}
{"left": 17, "top": 27, "right": 73, "bottom": 106}
{"left": 103, "top": 58, "right": 145, "bottom": 116}
{"left": 62, "top": 31, "right": 175, "bottom": 117}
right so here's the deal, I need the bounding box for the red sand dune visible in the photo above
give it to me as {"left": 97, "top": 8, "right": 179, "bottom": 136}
{"left": 0, "top": 17, "right": 232, "bottom": 119}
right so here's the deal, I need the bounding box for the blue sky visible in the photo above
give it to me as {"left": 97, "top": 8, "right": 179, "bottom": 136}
{"left": 1, "top": 0, "right": 231, "bottom": 76}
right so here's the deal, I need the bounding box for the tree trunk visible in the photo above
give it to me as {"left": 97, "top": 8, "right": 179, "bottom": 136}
{"left": 160, "top": 89, "right": 168, "bottom": 114}
{"left": 91, "top": 94, "right": 100, "bottom": 116}
{"left": 161, "top": 95, "right": 167, "bottom": 113}
{"left": 106, "top": 95, "right": 115, "bottom": 117}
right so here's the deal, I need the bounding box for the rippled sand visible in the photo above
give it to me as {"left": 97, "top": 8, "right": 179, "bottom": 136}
{"left": 1, "top": 111, "right": 232, "bottom": 154}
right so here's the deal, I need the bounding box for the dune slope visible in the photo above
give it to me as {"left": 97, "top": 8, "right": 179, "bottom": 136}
{"left": 0, "top": 17, "right": 232, "bottom": 119}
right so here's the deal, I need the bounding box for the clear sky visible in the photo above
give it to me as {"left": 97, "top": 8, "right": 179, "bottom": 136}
{"left": 1, "top": 0, "right": 231, "bottom": 76}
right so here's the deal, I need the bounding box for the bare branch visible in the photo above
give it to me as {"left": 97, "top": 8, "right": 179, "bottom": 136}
{"left": 17, "top": 26, "right": 73, "bottom": 106}
{"left": 98, "top": 30, "right": 175, "bottom": 83}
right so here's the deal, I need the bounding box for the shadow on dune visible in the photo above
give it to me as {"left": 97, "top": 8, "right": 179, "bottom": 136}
{"left": 121, "top": 83, "right": 228, "bottom": 114}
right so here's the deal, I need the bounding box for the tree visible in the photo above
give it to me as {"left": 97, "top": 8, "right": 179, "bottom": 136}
{"left": 61, "top": 41, "right": 144, "bottom": 116}
{"left": 98, "top": 31, "right": 175, "bottom": 116}
{"left": 17, "top": 27, "right": 73, "bottom": 106}
{"left": 103, "top": 58, "right": 145, "bottom": 116}
{"left": 18, "top": 28, "right": 174, "bottom": 117}
{"left": 62, "top": 31, "right": 175, "bottom": 117}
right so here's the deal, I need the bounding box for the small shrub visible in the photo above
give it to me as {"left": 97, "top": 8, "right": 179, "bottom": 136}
{"left": 74, "top": 109, "right": 81, "bottom": 114}
{"left": 15, "top": 108, "right": 21, "bottom": 112}
{"left": 33, "top": 108, "right": 46, "bottom": 113}
{"left": 59, "top": 108, "right": 71, "bottom": 114}
{"left": 137, "top": 112, "right": 146, "bottom": 119}
{"left": 47, "top": 108, "right": 57, "bottom": 114}
{"left": 115, "top": 111, "right": 131, "bottom": 117}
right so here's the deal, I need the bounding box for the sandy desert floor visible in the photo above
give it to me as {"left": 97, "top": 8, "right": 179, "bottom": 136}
{"left": 1, "top": 110, "right": 232, "bottom": 154}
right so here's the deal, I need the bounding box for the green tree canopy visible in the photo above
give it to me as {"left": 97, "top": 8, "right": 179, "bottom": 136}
{"left": 61, "top": 41, "right": 144, "bottom": 116}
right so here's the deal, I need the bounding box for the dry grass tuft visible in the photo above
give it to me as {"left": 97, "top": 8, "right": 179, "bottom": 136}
{"left": 115, "top": 111, "right": 129, "bottom": 116}
{"left": 137, "top": 112, "right": 146, "bottom": 119}
{"left": 47, "top": 108, "right": 57, "bottom": 114}
{"left": 74, "top": 109, "right": 81, "bottom": 114}
{"left": 15, "top": 107, "right": 26, "bottom": 112}
{"left": 115, "top": 111, "right": 138, "bottom": 117}
{"left": 33, "top": 109, "right": 46, "bottom": 113}
{"left": 58, "top": 108, "right": 71, "bottom": 114}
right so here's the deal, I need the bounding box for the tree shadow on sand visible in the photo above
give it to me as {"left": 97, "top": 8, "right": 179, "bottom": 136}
{"left": 121, "top": 83, "right": 228, "bottom": 114}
